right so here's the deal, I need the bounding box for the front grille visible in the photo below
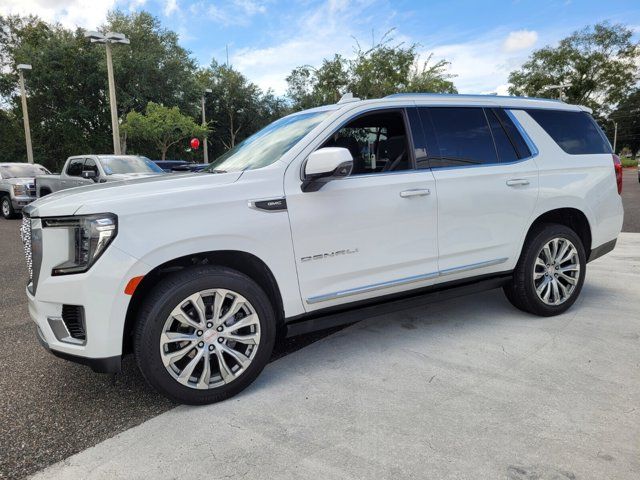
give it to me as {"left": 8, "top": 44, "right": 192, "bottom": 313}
{"left": 27, "top": 183, "right": 36, "bottom": 197}
{"left": 62, "top": 305, "right": 86, "bottom": 341}
{"left": 20, "top": 215, "right": 33, "bottom": 282}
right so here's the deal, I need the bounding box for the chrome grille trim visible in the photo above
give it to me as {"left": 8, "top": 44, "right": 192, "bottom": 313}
{"left": 20, "top": 215, "right": 33, "bottom": 282}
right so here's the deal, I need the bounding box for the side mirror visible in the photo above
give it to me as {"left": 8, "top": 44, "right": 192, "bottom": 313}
{"left": 82, "top": 170, "right": 98, "bottom": 182}
{"left": 302, "top": 147, "right": 353, "bottom": 192}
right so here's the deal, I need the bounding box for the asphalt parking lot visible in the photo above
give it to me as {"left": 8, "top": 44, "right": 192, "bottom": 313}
{"left": 1, "top": 169, "right": 639, "bottom": 480}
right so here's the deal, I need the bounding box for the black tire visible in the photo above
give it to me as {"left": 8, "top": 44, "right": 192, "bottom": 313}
{"left": 504, "top": 224, "right": 586, "bottom": 317}
{"left": 1, "top": 196, "right": 17, "bottom": 219}
{"left": 134, "top": 265, "right": 276, "bottom": 405}
{"left": 39, "top": 188, "right": 51, "bottom": 197}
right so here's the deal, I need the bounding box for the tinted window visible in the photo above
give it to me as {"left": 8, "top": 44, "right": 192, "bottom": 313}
{"left": 428, "top": 107, "right": 497, "bottom": 167}
{"left": 525, "top": 109, "right": 611, "bottom": 155}
{"left": 66, "top": 158, "right": 84, "bottom": 177}
{"left": 322, "top": 110, "right": 410, "bottom": 175}
{"left": 486, "top": 109, "right": 519, "bottom": 163}
{"left": 494, "top": 109, "right": 531, "bottom": 158}
{"left": 416, "top": 108, "right": 442, "bottom": 170}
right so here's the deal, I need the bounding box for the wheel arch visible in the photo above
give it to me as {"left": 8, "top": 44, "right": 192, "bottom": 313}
{"left": 523, "top": 207, "right": 592, "bottom": 256}
{"left": 122, "top": 250, "right": 285, "bottom": 355}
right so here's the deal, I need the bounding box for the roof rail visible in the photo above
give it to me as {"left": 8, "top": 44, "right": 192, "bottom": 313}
{"left": 384, "top": 92, "right": 564, "bottom": 103}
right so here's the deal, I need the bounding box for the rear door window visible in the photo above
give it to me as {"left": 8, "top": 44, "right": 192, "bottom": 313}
{"left": 486, "top": 109, "right": 519, "bottom": 163}
{"left": 427, "top": 107, "right": 498, "bottom": 168}
{"left": 524, "top": 109, "right": 611, "bottom": 155}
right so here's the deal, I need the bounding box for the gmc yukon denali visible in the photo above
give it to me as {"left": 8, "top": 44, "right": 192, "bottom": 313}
{"left": 21, "top": 94, "right": 624, "bottom": 404}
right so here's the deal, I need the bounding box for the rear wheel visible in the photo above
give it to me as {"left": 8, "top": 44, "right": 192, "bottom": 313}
{"left": 134, "top": 265, "right": 276, "bottom": 405}
{"left": 504, "top": 224, "right": 586, "bottom": 316}
{"left": 1, "top": 196, "right": 16, "bottom": 219}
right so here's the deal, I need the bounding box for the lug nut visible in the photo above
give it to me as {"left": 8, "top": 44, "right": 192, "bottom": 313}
{"left": 197, "top": 330, "right": 203, "bottom": 337}
{"left": 217, "top": 326, "right": 223, "bottom": 332}
{"left": 209, "top": 345, "right": 214, "bottom": 351}
{"left": 206, "top": 322, "right": 213, "bottom": 328}
{"left": 218, "top": 337, "right": 224, "bottom": 343}
{"left": 198, "top": 341, "right": 204, "bottom": 348}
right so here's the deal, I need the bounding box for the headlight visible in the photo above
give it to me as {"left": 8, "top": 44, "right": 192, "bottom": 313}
{"left": 43, "top": 214, "right": 117, "bottom": 275}
{"left": 13, "top": 184, "right": 27, "bottom": 196}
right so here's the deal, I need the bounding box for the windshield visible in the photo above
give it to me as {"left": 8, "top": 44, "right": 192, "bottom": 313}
{"left": 99, "top": 156, "right": 163, "bottom": 175}
{"left": 0, "top": 164, "right": 50, "bottom": 178}
{"left": 205, "top": 110, "right": 332, "bottom": 173}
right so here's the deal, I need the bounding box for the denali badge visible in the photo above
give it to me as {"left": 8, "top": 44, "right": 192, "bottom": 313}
{"left": 301, "top": 248, "right": 359, "bottom": 262}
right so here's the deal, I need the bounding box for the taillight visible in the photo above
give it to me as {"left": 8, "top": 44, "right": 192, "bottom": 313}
{"left": 612, "top": 154, "right": 622, "bottom": 195}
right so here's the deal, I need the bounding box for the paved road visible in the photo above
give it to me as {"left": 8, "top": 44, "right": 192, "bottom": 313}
{"left": 0, "top": 220, "right": 341, "bottom": 480}
{"left": 32, "top": 234, "right": 640, "bottom": 480}
{"left": 622, "top": 167, "right": 639, "bottom": 233}
{"left": 1, "top": 177, "right": 638, "bottom": 480}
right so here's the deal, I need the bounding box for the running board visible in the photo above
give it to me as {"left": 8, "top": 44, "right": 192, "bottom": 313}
{"left": 286, "top": 271, "right": 512, "bottom": 338}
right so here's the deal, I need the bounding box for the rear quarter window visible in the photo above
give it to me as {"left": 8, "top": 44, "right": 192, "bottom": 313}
{"left": 524, "top": 109, "right": 611, "bottom": 155}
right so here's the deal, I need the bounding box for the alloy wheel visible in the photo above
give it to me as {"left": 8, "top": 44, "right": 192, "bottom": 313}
{"left": 533, "top": 237, "right": 580, "bottom": 306}
{"left": 160, "top": 288, "right": 261, "bottom": 389}
{"left": 1, "top": 199, "right": 10, "bottom": 218}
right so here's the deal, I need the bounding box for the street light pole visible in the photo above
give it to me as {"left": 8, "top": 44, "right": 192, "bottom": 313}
{"left": 17, "top": 64, "right": 34, "bottom": 164}
{"left": 104, "top": 42, "right": 121, "bottom": 154}
{"left": 85, "top": 31, "right": 130, "bottom": 155}
{"left": 202, "top": 88, "right": 212, "bottom": 164}
{"left": 540, "top": 83, "right": 572, "bottom": 102}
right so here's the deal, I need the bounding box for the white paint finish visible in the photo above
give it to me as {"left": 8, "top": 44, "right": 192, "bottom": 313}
{"left": 286, "top": 169, "right": 439, "bottom": 311}
{"left": 432, "top": 158, "right": 539, "bottom": 274}
{"left": 304, "top": 147, "right": 352, "bottom": 176}
{"left": 26, "top": 95, "right": 624, "bottom": 363}
{"left": 511, "top": 109, "right": 623, "bottom": 249}
{"left": 30, "top": 234, "right": 640, "bottom": 480}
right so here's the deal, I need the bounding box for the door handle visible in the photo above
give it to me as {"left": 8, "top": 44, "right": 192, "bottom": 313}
{"left": 506, "top": 179, "right": 530, "bottom": 187}
{"left": 400, "top": 189, "right": 431, "bottom": 198}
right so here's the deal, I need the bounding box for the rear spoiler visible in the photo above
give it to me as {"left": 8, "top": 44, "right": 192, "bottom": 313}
{"left": 577, "top": 105, "right": 593, "bottom": 114}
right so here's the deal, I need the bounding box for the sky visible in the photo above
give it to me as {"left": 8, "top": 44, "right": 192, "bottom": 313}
{"left": 1, "top": 0, "right": 639, "bottom": 96}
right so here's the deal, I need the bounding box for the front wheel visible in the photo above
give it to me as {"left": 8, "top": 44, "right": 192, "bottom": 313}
{"left": 134, "top": 266, "right": 276, "bottom": 405}
{"left": 504, "top": 224, "right": 586, "bottom": 316}
{"left": 1, "top": 196, "right": 16, "bottom": 219}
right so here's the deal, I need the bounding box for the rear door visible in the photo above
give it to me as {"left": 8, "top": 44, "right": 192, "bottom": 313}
{"left": 419, "top": 106, "right": 539, "bottom": 276}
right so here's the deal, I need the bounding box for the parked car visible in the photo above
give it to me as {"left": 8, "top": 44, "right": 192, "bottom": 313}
{"left": 152, "top": 160, "right": 190, "bottom": 172}
{"left": 36, "top": 155, "right": 164, "bottom": 197}
{"left": 0, "top": 162, "right": 50, "bottom": 219}
{"left": 22, "top": 94, "right": 623, "bottom": 405}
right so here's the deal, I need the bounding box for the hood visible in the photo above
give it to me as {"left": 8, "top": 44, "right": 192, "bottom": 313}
{"left": 26, "top": 171, "right": 243, "bottom": 217}
{"left": 5, "top": 177, "right": 34, "bottom": 186}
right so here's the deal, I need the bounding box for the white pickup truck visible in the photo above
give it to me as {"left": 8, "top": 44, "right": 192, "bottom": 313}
{"left": 22, "top": 94, "right": 623, "bottom": 405}
{"left": 36, "top": 154, "right": 164, "bottom": 197}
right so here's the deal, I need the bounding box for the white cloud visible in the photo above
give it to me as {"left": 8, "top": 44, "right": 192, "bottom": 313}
{"left": 503, "top": 29, "right": 538, "bottom": 52}
{"left": 201, "top": 0, "right": 267, "bottom": 27}
{"left": 0, "top": 0, "right": 120, "bottom": 29}
{"left": 163, "top": 0, "right": 178, "bottom": 17}
{"left": 232, "top": 0, "right": 396, "bottom": 94}
{"left": 428, "top": 29, "right": 540, "bottom": 95}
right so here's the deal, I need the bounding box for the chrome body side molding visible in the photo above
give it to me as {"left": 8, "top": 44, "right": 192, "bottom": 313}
{"left": 306, "top": 257, "right": 508, "bottom": 304}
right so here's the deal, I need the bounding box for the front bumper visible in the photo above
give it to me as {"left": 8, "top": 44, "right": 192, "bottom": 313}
{"left": 26, "top": 237, "right": 148, "bottom": 370}
{"left": 35, "top": 325, "right": 121, "bottom": 373}
{"left": 12, "top": 195, "right": 37, "bottom": 211}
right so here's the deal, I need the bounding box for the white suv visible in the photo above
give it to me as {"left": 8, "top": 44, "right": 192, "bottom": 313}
{"left": 22, "top": 94, "right": 623, "bottom": 404}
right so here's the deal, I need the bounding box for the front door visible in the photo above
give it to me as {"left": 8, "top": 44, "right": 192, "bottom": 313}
{"left": 285, "top": 108, "right": 439, "bottom": 312}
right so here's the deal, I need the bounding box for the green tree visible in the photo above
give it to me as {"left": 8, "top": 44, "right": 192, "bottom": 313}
{"left": 508, "top": 22, "right": 639, "bottom": 115}
{"left": 286, "top": 32, "right": 457, "bottom": 110}
{"left": 199, "top": 61, "right": 290, "bottom": 159}
{"left": 122, "top": 102, "right": 207, "bottom": 160}
{"left": 607, "top": 89, "right": 640, "bottom": 156}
